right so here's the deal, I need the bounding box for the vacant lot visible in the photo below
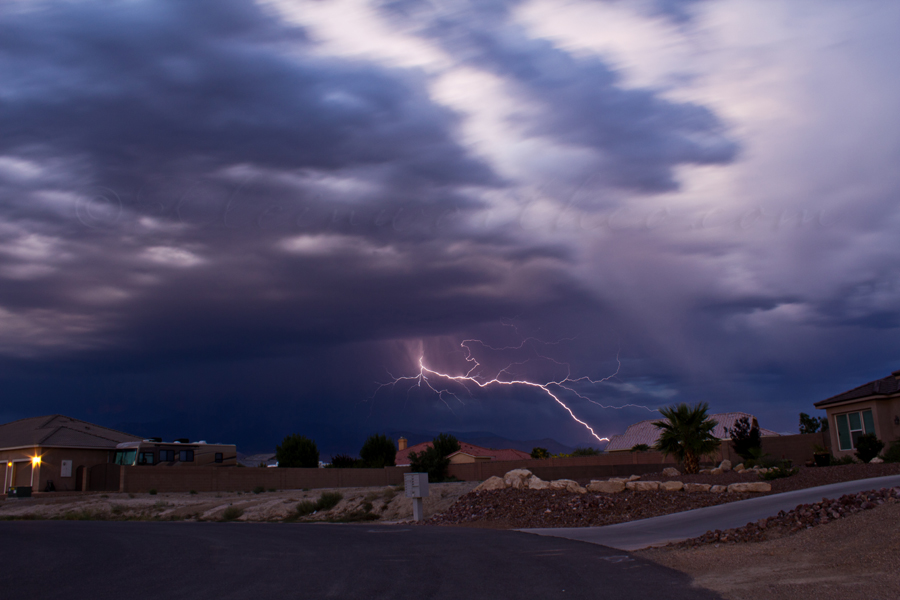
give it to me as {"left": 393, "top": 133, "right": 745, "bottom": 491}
{"left": 0, "top": 481, "right": 479, "bottom": 522}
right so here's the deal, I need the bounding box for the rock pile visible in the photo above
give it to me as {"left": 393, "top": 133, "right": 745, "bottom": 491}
{"left": 670, "top": 487, "right": 900, "bottom": 548}
{"left": 476, "top": 469, "right": 771, "bottom": 495}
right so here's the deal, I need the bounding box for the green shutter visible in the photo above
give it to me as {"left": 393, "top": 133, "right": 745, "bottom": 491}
{"left": 862, "top": 410, "right": 875, "bottom": 435}
{"left": 835, "top": 414, "right": 851, "bottom": 451}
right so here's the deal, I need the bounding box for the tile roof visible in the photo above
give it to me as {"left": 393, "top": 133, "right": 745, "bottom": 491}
{"left": 395, "top": 441, "right": 531, "bottom": 466}
{"left": 814, "top": 370, "right": 900, "bottom": 408}
{"left": 605, "top": 412, "right": 779, "bottom": 452}
{"left": 0, "top": 415, "right": 142, "bottom": 450}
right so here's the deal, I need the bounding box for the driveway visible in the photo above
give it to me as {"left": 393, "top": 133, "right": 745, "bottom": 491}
{"left": 0, "top": 520, "right": 722, "bottom": 600}
{"left": 520, "top": 474, "right": 900, "bottom": 550}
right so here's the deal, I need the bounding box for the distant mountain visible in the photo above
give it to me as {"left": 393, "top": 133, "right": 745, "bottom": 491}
{"left": 388, "top": 430, "right": 579, "bottom": 456}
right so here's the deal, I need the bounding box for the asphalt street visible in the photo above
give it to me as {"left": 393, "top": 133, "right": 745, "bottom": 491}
{"left": 0, "top": 520, "right": 722, "bottom": 600}
{"left": 521, "top": 474, "right": 900, "bottom": 550}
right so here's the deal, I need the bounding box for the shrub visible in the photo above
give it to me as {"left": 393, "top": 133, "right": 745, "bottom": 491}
{"left": 409, "top": 433, "right": 460, "bottom": 482}
{"left": 630, "top": 444, "right": 651, "bottom": 453}
{"left": 148, "top": 489, "right": 157, "bottom": 495}
{"left": 728, "top": 416, "right": 761, "bottom": 461}
{"left": 831, "top": 455, "right": 857, "bottom": 465}
{"left": 530, "top": 447, "right": 550, "bottom": 459}
{"left": 572, "top": 447, "right": 601, "bottom": 456}
{"left": 760, "top": 460, "right": 798, "bottom": 480}
{"left": 189, "top": 490, "right": 197, "bottom": 495}
{"left": 359, "top": 434, "right": 397, "bottom": 468}
{"left": 295, "top": 500, "right": 318, "bottom": 516}
{"left": 252, "top": 486, "right": 265, "bottom": 494}
{"left": 329, "top": 454, "right": 358, "bottom": 468}
{"left": 854, "top": 434, "right": 885, "bottom": 463}
{"left": 276, "top": 434, "right": 319, "bottom": 468}
{"left": 222, "top": 506, "right": 243, "bottom": 521}
{"left": 883, "top": 439, "right": 900, "bottom": 463}
{"left": 317, "top": 491, "right": 343, "bottom": 511}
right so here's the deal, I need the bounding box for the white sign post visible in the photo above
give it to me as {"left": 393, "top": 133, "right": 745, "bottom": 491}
{"left": 404, "top": 473, "right": 429, "bottom": 522}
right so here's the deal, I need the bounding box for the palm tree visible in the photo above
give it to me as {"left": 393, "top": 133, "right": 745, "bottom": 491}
{"left": 652, "top": 402, "right": 720, "bottom": 474}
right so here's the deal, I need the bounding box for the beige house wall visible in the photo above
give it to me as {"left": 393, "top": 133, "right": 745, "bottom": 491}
{"left": 823, "top": 396, "right": 900, "bottom": 457}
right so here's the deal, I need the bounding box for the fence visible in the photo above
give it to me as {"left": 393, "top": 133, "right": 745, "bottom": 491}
{"left": 105, "top": 432, "right": 829, "bottom": 493}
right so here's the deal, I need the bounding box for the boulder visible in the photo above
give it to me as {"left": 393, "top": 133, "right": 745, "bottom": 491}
{"left": 718, "top": 460, "right": 732, "bottom": 472}
{"left": 710, "top": 468, "right": 723, "bottom": 476}
{"left": 727, "top": 482, "right": 771, "bottom": 493}
{"left": 757, "top": 468, "right": 769, "bottom": 475}
{"left": 629, "top": 475, "right": 641, "bottom": 481}
{"left": 608, "top": 477, "right": 629, "bottom": 483}
{"left": 504, "top": 469, "right": 534, "bottom": 489}
{"left": 659, "top": 481, "right": 684, "bottom": 492}
{"left": 710, "top": 485, "right": 727, "bottom": 493}
{"left": 474, "top": 476, "right": 507, "bottom": 492}
{"left": 550, "top": 479, "right": 586, "bottom": 493}
{"left": 684, "top": 483, "right": 711, "bottom": 492}
{"left": 626, "top": 481, "right": 660, "bottom": 492}
{"left": 870, "top": 457, "right": 884, "bottom": 464}
{"left": 587, "top": 480, "right": 626, "bottom": 493}
{"left": 733, "top": 463, "right": 745, "bottom": 471}
{"left": 699, "top": 469, "right": 713, "bottom": 474}
{"left": 526, "top": 476, "right": 551, "bottom": 490}
{"left": 662, "top": 467, "right": 680, "bottom": 477}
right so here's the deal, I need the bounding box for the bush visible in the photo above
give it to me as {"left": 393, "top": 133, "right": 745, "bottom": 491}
{"left": 276, "top": 434, "right": 319, "bottom": 468}
{"left": 883, "top": 439, "right": 900, "bottom": 463}
{"left": 329, "top": 454, "right": 358, "bottom": 469}
{"left": 317, "top": 491, "right": 343, "bottom": 511}
{"left": 760, "top": 466, "right": 799, "bottom": 480}
{"left": 831, "top": 455, "right": 857, "bottom": 465}
{"left": 409, "top": 433, "right": 460, "bottom": 482}
{"left": 572, "top": 447, "right": 601, "bottom": 456}
{"left": 728, "top": 416, "right": 761, "bottom": 461}
{"left": 359, "top": 434, "right": 397, "bottom": 468}
{"left": 530, "top": 447, "right": 550, "bottom": 459}
{"left": 222, "top": 506, "right": 243, "bottom": 521}
{"left": 293, "top": 491, "right": 344, "bottom": 518}
{"left": 854, "top": 434, "right": 885, "bottom": 463}
{"left": 253, "top": 486, "right": 265, "bottom": 494}
{"left": 148, "top": 489, "right": 157, "bottom": 495}
{"left": 295, "top": 500, "right": 318, "bottom": 516}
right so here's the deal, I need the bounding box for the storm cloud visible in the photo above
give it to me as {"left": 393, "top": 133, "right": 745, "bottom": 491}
{"left": 1, "top": 0, "right": 899, "bottom": 453}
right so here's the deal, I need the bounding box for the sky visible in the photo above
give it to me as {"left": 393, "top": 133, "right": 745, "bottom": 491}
{"left": 1, "top": 0, "right": 899, "bottom": 455}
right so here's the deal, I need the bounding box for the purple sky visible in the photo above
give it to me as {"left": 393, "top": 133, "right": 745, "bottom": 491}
{"left": 1, "top": 0, "right": 898, "bottom": 454}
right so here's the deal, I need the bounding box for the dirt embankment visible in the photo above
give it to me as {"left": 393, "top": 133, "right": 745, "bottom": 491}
{"left": 0, "top": 481, "right": 479, "bottom": 523}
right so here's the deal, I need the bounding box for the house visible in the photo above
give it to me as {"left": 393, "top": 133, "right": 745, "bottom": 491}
{"left": 1, "top": 415, "right": 238, "bottom": 493}
{"left": 394, "top": 439, "right": 532, "bottom": 467}
{"left": 813, "top": 369, "right": 900, "bottom": 457}
{"left": 605, "top": 412, "right": 780, "bottom": 452}
{"left": 0, "top": 415, "right": 142, "bottom": 493}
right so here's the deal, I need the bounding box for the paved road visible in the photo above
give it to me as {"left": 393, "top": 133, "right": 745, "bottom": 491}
{"left": 0, "top": 521, "right": 722, "bottom": 600}
{"left": 521, "top": 474, "right": 900, "bottom": 550}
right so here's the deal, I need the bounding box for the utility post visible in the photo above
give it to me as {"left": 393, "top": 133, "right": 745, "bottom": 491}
{"left": 404, "top": 472, "right": 429, "bottom": 522}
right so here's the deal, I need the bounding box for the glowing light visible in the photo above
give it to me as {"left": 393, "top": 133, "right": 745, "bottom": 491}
{"left": 379, "top": 338, "right": 660, "bottom": 444}
{"left": 31, "top": 456, "right": 41, "bottom": 466}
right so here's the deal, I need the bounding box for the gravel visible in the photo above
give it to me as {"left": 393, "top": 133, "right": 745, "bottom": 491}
{"left": 669, "top": 486, "right": 900, "bottom": 548}
{"left": 426, "top": 463, "right": 900, "bottom": 529}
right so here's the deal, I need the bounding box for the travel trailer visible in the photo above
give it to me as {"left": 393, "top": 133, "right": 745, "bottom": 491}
{"left": 112, "top": 439, "right": 237, "bottom": 467}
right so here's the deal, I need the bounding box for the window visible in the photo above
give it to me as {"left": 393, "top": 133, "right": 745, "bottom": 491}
{"left": 179, "top": 450, "right": 194, "bottom": 462}
{"left": 137, "top": 452, "right": 155, "bottom": 465}
{"left": 159, "top": 450, "right": 175, "bottom": 462}
{"left": 835, "top": 409, "right": 875, "bottom": 451}
{"left": 214, "top": 453, "right": 223, "bottom": 464}
{"left": 113, "top": 450, "right": 136, "bottom": 465}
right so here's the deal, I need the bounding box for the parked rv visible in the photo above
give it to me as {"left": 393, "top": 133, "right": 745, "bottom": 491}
{"left": 112, "top": 440, "right": 236, "bottom": 467}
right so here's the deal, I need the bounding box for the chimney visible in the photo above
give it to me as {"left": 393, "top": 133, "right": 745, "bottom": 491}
{"left": 398, "top": 437, "right": 407, "bottom": 451}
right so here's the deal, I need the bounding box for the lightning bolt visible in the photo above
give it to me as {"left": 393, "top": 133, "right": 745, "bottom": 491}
{"left": 376, "top": 338, "right": 660, "bottom": 444}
